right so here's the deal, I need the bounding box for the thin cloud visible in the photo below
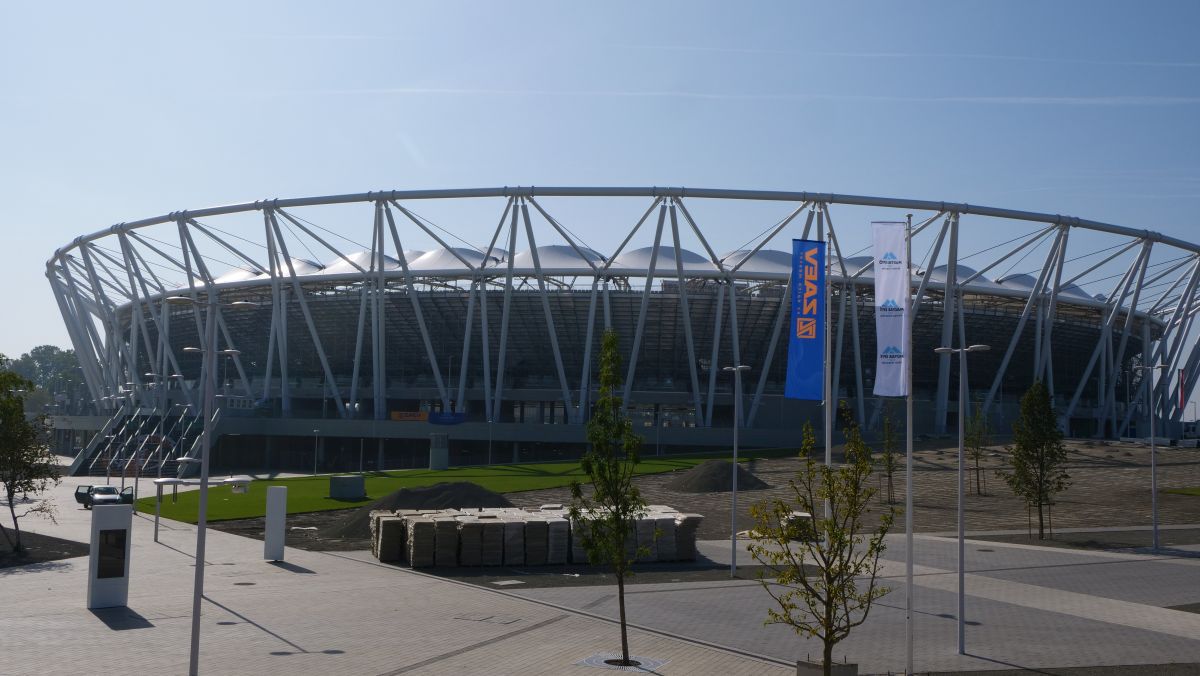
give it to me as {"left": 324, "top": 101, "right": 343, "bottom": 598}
{"left": 232, "top": 33, "right": 396, "bottom": 41}
{"left": 615, "top": 43, "right": 1200, "bottom": 69}
{"left": 269, "top": 86, "right": 1200, "bottom": 107}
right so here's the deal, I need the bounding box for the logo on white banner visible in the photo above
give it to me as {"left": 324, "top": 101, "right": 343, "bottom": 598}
{"left": 872, "top": 221, "right": 910, "bottom": 397}
{"left": 878, "top": 299, "right": 904, "bottom": 315}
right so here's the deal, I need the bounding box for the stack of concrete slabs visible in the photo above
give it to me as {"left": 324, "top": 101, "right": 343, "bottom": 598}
{"left": 406, "top": 516, "right": 436, "bottom": 568}
{"left": 524, "top": 517, "right": 548, "bottom": 566}
{"left": 503, "top": 516, "right": 526, "bottom": 565}
{"left": 434, "top": 514, "right": 460, "bottom": 567}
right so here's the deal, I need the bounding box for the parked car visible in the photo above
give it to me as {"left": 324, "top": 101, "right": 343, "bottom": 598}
{"left": 74, "top": 485, "right": 133, "bottom": 509}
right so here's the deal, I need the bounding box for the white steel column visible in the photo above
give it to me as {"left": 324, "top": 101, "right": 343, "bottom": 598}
{"left": 492, "top": 203, "right": 520, "bottom": 423}
{"left": 669, "top": 200, "right": 705, "bottom": 421}
{"left": 384, "top": 204, "right": 451, "bottom": 411}
{"left": 520, "top": 200, "right": 574, "bottom": 414}
{"left": 623, "top": 202, "right": 668, "bottom": 406}
{"left": 934, "top": 214, "right": 960, "bottom": 434}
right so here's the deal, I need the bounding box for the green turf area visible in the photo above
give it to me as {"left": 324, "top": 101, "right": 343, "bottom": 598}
{"left": 136, "top": 452, "right": 787, "bottom": 524}
{"left": 1166, "top": 487, "right": 1200, "bottom": 497}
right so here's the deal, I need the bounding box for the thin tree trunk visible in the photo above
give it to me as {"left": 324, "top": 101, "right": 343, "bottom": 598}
{"left": 1037, "top": 500, "right": 1045, "bottom": 540}
{"left": 6, "top": 497, "right": 22, "bottom": 552}
{"left": 617, "top": 571, "right": 630, "bottom": 664}
{"left": 0, "top": 517, "right": 14, "bottom": 550}
{"left": 823, "top": 638, "right": 834, "bottom": 676}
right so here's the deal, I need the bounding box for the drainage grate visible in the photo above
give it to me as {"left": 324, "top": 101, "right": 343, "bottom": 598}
{"left": 577, "top": 654, "right": 669, "bottom": 672}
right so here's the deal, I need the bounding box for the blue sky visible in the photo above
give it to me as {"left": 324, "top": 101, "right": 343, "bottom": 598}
{"left": 2, "top": 1, "right": 1198, "bottom": 381}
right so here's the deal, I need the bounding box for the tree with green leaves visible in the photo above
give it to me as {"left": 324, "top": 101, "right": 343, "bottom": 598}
{"left": 8, "top": 345, "right": 87, "bottom": 415}
{"left": 568, "top": 330, "right": 648, "bottom": 667}
{"left": 998, "top": 381, "right": 1069, "bottom": 539}
{"left": 0, "top": 372, "right": 59, "bottom": 553}
{"left": 965, "top": 398, "right": 991, "bottom": 495}
{"left": 748, "top": 413, "right": 895, "bottom": 675}
{"left": 878, "top": 400, "right": 899, "bottom": 504}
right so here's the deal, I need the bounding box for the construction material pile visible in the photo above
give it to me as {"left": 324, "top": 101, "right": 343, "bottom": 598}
{"left": 370, "top": 504, "right": 703, "bottom": 568}
{"left": 665, "top": 459, "right": 769, "bottom": 493}
{"left": 320, "top": 482, "right": 513, "bottom": 541}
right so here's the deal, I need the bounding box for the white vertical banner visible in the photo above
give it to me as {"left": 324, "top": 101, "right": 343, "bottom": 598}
{"left": 873, "top": 222, "right": 910, "bottom": 396}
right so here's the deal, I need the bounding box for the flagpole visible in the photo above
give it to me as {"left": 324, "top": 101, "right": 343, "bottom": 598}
{"left": 821, "top": 208, "right": 833, "bottom": 518}
{"left": 905, "top": 213, "right": 915, "bottom": 675}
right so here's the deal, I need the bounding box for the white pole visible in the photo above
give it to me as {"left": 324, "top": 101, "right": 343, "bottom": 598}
{"left": 154, "top": 483, "right": 162, "bottom": 543}
{"left": 188, "top": 298, "right": 218, "bottom": 676}
{"left": 731, "top": 369, "right": 740, "bottom": 578}
{"left": 1150, "top": 373, "right": 1159, "bottom": 552}
{"left": 957, "top": 348, "right": 966, "bottom": 655}
{"left": 822, "top": 213, "right": 833, "bottom": 518}
{"left": 725, "top": 364, "right": 749, "bottom": 577}
{"left": 905, "top": 213, "right": 915, "bottom": 676}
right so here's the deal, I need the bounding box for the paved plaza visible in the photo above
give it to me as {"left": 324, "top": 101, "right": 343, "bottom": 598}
{"left": 5, "top": 465, "right": 1200, "bottom": 675}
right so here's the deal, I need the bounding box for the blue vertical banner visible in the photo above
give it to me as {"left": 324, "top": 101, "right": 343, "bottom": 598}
{"left": 785, "top": 239, "right": 825, "bottom": 400}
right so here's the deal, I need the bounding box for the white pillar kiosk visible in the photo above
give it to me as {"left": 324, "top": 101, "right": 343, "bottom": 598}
{"left": 264, "top": 486, "right": 287, "bottom": 561}
{"left": 88, "top": 504, "right": 133, "bottom": 609}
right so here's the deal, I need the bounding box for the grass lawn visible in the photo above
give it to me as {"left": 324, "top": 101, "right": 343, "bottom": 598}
{"left": 136, "top": 451, "right": 788, "bottom": 524}
{"left": 1166, "top": 487, "right": 1200, "bottom": 497}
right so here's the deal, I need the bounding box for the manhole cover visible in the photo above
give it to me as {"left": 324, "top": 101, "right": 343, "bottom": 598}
{"left": 577, "top": 654, "right": 669, "bottom": 671}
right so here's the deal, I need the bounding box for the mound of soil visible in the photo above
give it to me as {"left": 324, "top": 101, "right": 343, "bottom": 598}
{"left": 665, "top": 460, "right": 769, "bottom": 493}
{"left": 319, "top": 482, "right": 513, "bottom": 540}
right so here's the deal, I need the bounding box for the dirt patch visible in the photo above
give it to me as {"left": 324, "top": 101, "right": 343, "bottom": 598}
{"left": 318, "top": 482, "right": 513, "bottom": 540}
{"left": 0, "top": 531, "right": 89, "bottom": 569}
{"left": 665, "top": 460, "right": 769, "bottom": 493}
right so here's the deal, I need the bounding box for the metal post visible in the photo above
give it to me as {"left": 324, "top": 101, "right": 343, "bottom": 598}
{"left": 957, "top": 347, "right": 966, "bottom": 655}
{"left": 154, "top": 483, "right": 162, "bottom": 543}
{"left": 936, "top": 342, "right": 988, "bottom": 657}
{"left": 725, "top": 364, "right": 749, "bottom": 577}
{"left": 904, "top": 213, "right": 914, "bottom": 676}
{"left": 188, "top": 295, "right": 218, "bottom": 676}
{"left": 1136, "top": 362, "right": 1164, "bottom": 551}
{"left": 1150, "top": 373, "right": 1159, "bottom": 552}
{"left": 313, "top": 429, "right": 319, "bottom": 476}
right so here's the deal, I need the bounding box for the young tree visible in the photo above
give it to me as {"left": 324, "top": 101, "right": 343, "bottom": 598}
{"left": 748, "top": 414, "right": 895, "bottom": 675}
{"left": 998, "top": 381, "right": 1069, "bottom": 539}
{"left": 878, "top": 400, "right": 899, "bottom": 504}
{"left": 965, "top": 398, "right": 991, "bottom": 495}
{"left": 0, "top": 373, "right": 59, "bottom": 553}
{"left": 568, "top": 330, "right": 648, "bottom": 667}
{"left": 799, "top": 418, "right": 817, "bottom": 458}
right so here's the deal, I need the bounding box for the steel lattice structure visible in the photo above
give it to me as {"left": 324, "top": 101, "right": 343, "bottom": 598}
{"left": 47, "top": 188, "right": 1200, "bottom": 473}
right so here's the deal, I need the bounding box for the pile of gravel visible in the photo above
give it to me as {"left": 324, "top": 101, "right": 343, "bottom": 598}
{"left": 665, "top": 460, "right": 769, "bottom": 493}
{"left": 319, "top": 482, "right": 513, "bottom": 540}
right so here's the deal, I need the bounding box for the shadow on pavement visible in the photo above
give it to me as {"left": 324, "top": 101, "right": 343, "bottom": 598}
{"left": 89, "top": 607, "right": 154, "bottom": 631}
{"left": 268, "top": 560, "right": 317, "bottom": 574}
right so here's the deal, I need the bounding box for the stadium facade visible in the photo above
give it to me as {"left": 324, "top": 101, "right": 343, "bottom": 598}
{"left": 48, "top": 188, "right": 1200, "bottom": 476}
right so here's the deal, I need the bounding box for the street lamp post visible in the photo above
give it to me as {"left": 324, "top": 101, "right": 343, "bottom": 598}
{"left": 313, "top": 428, "right": 320, "bottom": 476}
{"left": 166, "top": 296, "right": 252, "bottom": 676}
{"left": 723, "top": 364, "right": 750, "bottom": 578}
{"left": 1134, "top": 362, "right": 1168, "bottom": 552}
{"left": 933, "top": 343, "right": 990, "bottom": 656}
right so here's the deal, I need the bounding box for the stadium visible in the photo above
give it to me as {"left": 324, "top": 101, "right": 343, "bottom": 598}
{"left": 47, "top": 187, "right": 1200, "bottom": 477}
